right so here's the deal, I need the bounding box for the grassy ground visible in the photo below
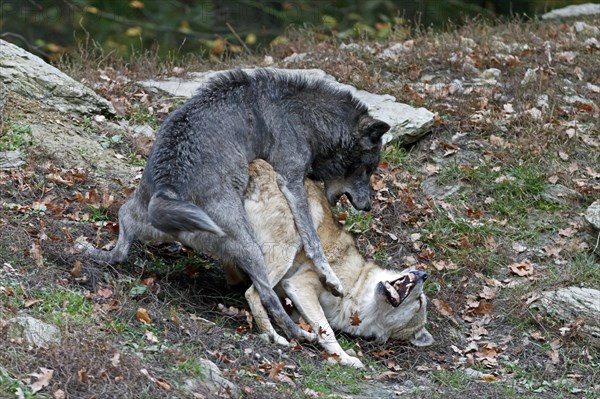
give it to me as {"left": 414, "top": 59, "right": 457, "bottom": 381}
{"left": 1, "top": 16, "right": 599, "bottom": 399}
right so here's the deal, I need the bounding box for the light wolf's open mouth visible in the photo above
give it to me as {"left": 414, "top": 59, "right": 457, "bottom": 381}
{"left": 383, "top": 270, "right": 427, "bottom": 307}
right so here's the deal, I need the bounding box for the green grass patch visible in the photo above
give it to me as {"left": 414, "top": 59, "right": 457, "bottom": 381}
{"left": 431, "top": 368, "right": 470, "bottom": 391}
{"left": 421, "top": 209, "right": 503, "bottom": 272}
{"left": 382, "top": 143, "right": 416, "bottom": 172}
{"left": 299, "top": 359, "right": 364, "bottom": 396}
{"left": 541, "top": 252, "right": 600, "bottom": 287}
{"left": 32, "top": 287, "right": 94, "bottom": 327}
{"left": 0, "top": 122, "right": 32, "bottom": 151}
{"left": 88, "top": 205, "right": 110, "bottom": 222}
{"left": 343, "top": 207, "right": 372, "bottom": 234}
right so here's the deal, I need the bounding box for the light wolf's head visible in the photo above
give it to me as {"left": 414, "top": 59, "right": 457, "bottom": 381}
{"left": 370, "top": 269, "right": 434, "bottom": 346}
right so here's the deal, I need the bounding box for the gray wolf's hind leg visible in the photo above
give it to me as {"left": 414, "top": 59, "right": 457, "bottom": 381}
{"left": 198, "top": 222, "right": 315, "bottom": 342}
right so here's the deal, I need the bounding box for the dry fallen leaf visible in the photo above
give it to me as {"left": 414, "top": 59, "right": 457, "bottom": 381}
{"left": 24, "top": 299, "right": 42, "bottom": 308}
{"left": 97, "top": 287, "right": 113, "bottom": 299}
{"left": 508, "top": 260, "right": 534, "bottom": 277}
{"left": 111, "top": 353, "right": 121, "bottom": 367}
{"left": 350, "top": 310, "right": 362, "bottom": 326}
{"left": 70, "top": 260, "right": 82, "bottom": 278}
{"left": 136, "top": 307, "right": 152, "bottom": 324}
{"left": 432, "top": 299, "right": 452, "bottom": 317}
{"left": 30, "top": 242, "right": 44, "bottom": 268}
{"left": 298, "top": 316, "right": 312, "bottom": 332}
{"left": 30, "top": 367, "right": 53, "bottom": 394}
{"left": 268, "top": 361, "right": 286, "bottom": 379}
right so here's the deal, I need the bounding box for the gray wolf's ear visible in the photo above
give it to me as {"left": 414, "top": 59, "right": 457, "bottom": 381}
{"left": 361, "top": 118, "right": 390, "bottom": 142}
{"left": 363, "top": 118, "right": 390, "bottom": 141}
{"left": 410, "top": 328, "right": 434, "bottom": 347}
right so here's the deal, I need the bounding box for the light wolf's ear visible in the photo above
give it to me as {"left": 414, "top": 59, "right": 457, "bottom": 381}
{"left": 410, "top": 328, "right": 434, "bottom": 347}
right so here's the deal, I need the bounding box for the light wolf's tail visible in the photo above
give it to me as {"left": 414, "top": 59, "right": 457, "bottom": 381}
{"left": 148, "top": 189, "right": 226, "bottom": 237}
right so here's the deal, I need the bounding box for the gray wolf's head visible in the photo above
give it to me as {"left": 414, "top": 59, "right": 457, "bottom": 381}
{"left": 323, "top": 115, "right": 390, "bottom": 211}
{"left": 375, "top": 269, "right": 434, "bottom": 346}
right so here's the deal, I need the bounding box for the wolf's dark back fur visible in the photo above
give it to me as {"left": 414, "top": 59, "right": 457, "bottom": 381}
{"left": 144, "top": 68, "right": 372, "bottom": 234}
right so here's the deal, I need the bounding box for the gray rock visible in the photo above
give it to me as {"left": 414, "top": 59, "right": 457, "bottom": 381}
{"left": 574, "top": 21, "right": 600, "bottom": 36}
{"left": 0, "top": 150, "right": 25, "bottom": 170}
{"left": 132, "top": 124, "right": 155, "bottom": 138}
{"left": 283, "top": 52, "right": 308, "bottom": 63}
{"left": 421, "top": 178, "right": 463, "bottom": 200}
{"left": 7, "top": 315, "right": 61, "bottom": 349}
{"left": 481, "top": 68, "right": 501, "bottom": 80}
{"left": 0, "top": 39, "right": 115, "bottom": 116}
{"left": 139, "top": 68, "right": 434, "bottom": 146}
{"left": 542, "top": 3, "right": 600, "bottom": 19}
{"left": 340, "top": 43, "right": 374, "bottom": 53}
{"left": 531, "top": 287, "right": 600, "bottom": 346}
{"left": 585, "top": 200, "right": 600, "bottom": 230}
{"left": 183, "top": 358, "right": 239, "bottom": 398}
{"left": 521, "top": 68, "right": 538, "bottom": 86}
{"left": 541, "top": 184, "right": 582, "bottom": 205}
{"left": 379, "top": 41, "right": 414, "bottom": 59}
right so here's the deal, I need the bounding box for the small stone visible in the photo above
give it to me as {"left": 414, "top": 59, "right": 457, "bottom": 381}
{"left": 283, "top": 52, "right": 307, "bottom": 63}
{"left": 481, "top": 68, "right": 501, "bottom": 80}
{"left": 574, "top": 21, "right": 600, "bottom": 35}
{"left": 0, "top": 150, "right": 25, "bottom": 170}
{"left": 183, "top": 359, "right": 239, "bottom": 397}
{"left": 585, "top": 200, "right": 600, "bottom": 230}
{"left": 521, "top": 68, "right": 538, "bottom": 86}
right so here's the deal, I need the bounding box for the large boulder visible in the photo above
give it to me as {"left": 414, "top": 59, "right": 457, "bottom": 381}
{"left": 0, "top": 39, "right": 115, "bottom": 116}
{"left": 6, "top": 315, "right": 62, "bottom": 349}
{"left": 542, "top": 3, "right": 600, "bottom": 19}
{"left": 139, "top": 68, "right": 434, "bottom": 146}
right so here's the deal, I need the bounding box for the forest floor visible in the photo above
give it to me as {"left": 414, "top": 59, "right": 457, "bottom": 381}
{"left": 1, "top": 15, "right": 599, "bottom": 399}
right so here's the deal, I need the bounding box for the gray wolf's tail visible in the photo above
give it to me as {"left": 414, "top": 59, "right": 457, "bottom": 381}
{"left": 148, "top": 189, "right": 226, "bottom": 237}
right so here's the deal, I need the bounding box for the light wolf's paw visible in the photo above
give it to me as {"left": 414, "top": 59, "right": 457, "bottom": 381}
{"left": 330, "top": 354, "right": 364, "bottom": 369}
{"left": 259, "top": 332, "right": 290, "bottom": 347}
{"left": 319, "top": 274, "right": 344, "bottom": 297}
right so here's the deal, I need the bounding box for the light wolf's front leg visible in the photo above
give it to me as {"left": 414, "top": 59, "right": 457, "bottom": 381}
{"left": 281, "top": 269, "right": 364, "bottom": 368}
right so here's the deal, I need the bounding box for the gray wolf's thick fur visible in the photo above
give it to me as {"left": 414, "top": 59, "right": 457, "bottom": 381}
{"left": 78, "top": 68, "right": 390, "bottom": 341}
{"left": 225, "top": 160, "right": 433, "bottom": 367}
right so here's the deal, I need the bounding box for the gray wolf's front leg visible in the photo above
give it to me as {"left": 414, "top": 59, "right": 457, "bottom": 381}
{"left": 276, "top": 176, "right": 343, "bottom": 297}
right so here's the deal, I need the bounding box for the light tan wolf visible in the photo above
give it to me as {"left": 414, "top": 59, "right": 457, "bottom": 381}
{"left": 225, "top": 160, "right": 433, "bottom": 368}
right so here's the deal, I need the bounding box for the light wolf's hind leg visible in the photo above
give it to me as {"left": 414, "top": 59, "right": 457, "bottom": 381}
{"left": 244, "top": 239, "right": 303, "bottom": 346}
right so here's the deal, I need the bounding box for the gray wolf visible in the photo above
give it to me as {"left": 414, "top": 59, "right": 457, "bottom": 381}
{"left": 77, "top": 68, "right": 390, "bottom": 341}
{"left": 225, "top": 160, "right": 433, "bottom": 367}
